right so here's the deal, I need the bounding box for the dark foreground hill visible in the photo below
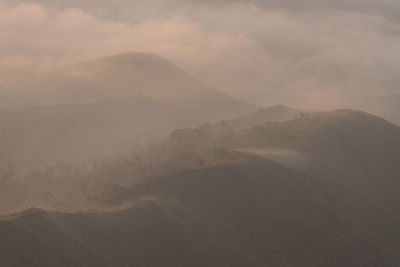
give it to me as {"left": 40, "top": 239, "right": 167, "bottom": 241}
{"left": 1, "top": 108, "right": 400, "bottom": 266}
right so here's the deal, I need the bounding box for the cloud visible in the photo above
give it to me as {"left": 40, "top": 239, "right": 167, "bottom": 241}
{"left": 1, "top": 1, "right": 400, "bottom": 108}
{"left": 0, "top": 3, "right": 259, "bottom": 86}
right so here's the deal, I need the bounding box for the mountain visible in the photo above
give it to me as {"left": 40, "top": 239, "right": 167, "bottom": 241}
{"left": 38, "top": 52, "right": 202, "bottom": 103}
{"left": 219, "top": 105, "right": 305, "bottom": 130}
{"left": 1, "top": 108, "right": 400, "bottom": 266}
{"left": 0, "top": 53, "right": 253, "bottom": 171}
{"left": 333, "top": 94, "right": 400, "bottom": 126}
{"left": 357, "top": 95, "right": 400, "bottom": 126}
{"left": 11, "top": 52, "right": 252, "bottom": 115}
{"left": 0, "top": 96, "right": 249, "bottom": 172}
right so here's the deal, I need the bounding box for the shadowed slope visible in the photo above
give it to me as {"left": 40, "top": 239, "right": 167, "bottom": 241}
{"left": 2, "top": 153, "right": 400, "bottom": 266}
{"left": 1, "top": 109, "right": 400, "bottom": 266}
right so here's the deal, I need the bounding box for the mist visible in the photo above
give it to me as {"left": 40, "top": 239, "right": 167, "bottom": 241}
{"left": 1, "top": 1, "right": 400, "bottom": 266}
{"left": 0, "top": 0, "right": 399, "bottom": 213}
{"left": 1, "top": 0, "right": 399, "bottom": 108}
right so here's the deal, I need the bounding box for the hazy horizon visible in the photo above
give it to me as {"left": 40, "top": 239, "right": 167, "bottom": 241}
{"left": 1, "top": 0, "right": 400, "bottom": 109}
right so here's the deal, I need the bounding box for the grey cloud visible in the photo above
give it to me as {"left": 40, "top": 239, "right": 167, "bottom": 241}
{"left": 0, "top": 0, "right": 399, "bottom": 109}
{"left": 9, "top": 0, "right": 400, "bottom": 22}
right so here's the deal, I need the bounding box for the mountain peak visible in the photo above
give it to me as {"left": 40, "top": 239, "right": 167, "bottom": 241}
{"left": 95, "top": 52, "right": 176, "bottom": 69}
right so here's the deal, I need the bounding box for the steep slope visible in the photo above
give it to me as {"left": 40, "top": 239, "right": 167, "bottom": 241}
{"left": 1, "top": 153, "right": 400, "bottom": 267}
{"left": 102, "top": 155, "right": 400, "bottom": 267}
{"left": 0, "top": 209, "right": 122, "bottom": 266}
{"left": 1, "top": 109, "right": 400, "bottom": 266}
{"left": 98, "top": 109, "right": 400, "bottom": 267}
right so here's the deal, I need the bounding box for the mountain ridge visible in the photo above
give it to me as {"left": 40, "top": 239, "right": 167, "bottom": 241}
{"left": 1, "top": 108, "right": 400, "bottom": 266}
{"left": 0, "top": 52, "right": 254, "bottom": 171}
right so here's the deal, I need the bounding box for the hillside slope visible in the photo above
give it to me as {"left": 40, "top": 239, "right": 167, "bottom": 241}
{"left": 356, "top": 95, "right": 400, "bottom": 126}
{"left": 1, "top": 154, "right": 400, "bottom": 266}
{"left": 1, "top": 109, "right": 400, "bottom": 266}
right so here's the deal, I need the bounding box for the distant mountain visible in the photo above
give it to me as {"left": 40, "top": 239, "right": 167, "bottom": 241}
{"left": 2, "top": 108, "right": 400, "bottom": 266}
{"left": 18, "top": 52, "right": 252, "bottom": 114}
{"left": 38, "top": 53, "right": 200, "bottom": 102}
{"left": 0, "top": 53, "right": 253, "bottom": 171}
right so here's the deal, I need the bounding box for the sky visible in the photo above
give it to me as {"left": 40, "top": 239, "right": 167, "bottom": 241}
{"left": 1, "top": 0, "right": 400, "bottom": 107}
